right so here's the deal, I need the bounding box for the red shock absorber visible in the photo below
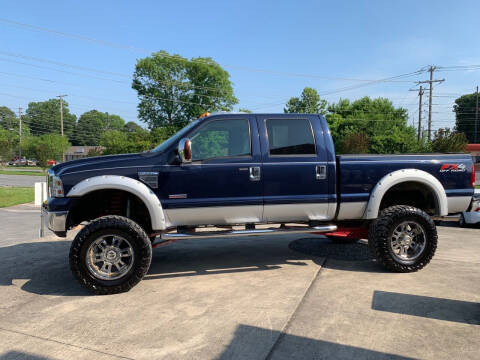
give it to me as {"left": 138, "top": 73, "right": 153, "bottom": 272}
{"left": 108, "top": 192, "right": 123, "bottom": 215}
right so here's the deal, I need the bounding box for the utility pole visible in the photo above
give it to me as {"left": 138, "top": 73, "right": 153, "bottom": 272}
{"left": 475, "top": 86, "right": 479, "bottom": 143}
{"left": 57, "top": 95, "right": 67, "bottom": 162}
{"left": 410, "top": 86, "right": 424, "bottom": 141}
{"left": 18, "top": 107, "right": 22, "bottom": 159}
{"left": 417, "top": 66, "right": 444, "bottom": 141}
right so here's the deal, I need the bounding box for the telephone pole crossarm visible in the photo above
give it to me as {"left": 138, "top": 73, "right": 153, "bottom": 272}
{"left": 416, "top": 66, "right": 444, "bottom": 141}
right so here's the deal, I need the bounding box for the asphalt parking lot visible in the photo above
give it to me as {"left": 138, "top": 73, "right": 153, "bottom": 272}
{"left": 0, "top": 209, "right": 478, "bottom": 360}
{"left": 0, "top": 174, "right": 45, "bottom": 187}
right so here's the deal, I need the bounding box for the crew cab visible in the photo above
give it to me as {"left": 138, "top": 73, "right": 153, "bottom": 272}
{"left": 43, "top": 113, "right": 477, "bottom": 294}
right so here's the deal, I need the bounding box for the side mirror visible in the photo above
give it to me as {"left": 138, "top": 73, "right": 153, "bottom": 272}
{"left": 178, "top": 138, "right": 192, "bottom": 163}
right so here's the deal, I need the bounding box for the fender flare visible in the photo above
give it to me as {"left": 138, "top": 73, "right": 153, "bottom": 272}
{"left": 66, "top": 175, "right": 166, "bottom": 230}
{"left": 363, "top": 169, "right": 448, "bottom": 219}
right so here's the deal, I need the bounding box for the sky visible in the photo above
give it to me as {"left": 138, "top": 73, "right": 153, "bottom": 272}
{"left": 1, "top": 0, "right": 480, "bottom": 132}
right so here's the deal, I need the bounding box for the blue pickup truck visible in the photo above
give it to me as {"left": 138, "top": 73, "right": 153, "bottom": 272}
{"left": 43, "top": 113, "right": 477, "bottom": 294}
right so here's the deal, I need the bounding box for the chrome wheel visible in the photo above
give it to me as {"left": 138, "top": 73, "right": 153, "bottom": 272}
{"left": 390, "top": 221, "right": 426, "bottom": 261}
{"left": 86, "top": 235, "right": 134, "bottom": 280}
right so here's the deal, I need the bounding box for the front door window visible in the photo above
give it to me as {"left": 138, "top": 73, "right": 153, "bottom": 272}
{"left": 190, "top": 119, "right": 251, "bottom": 161}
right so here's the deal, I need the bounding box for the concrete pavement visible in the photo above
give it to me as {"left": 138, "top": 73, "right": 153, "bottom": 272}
{"left": 0, "top": 215, "right": 478, "bottom": 359}
{"left": 0, "top": 203, "right": 41, "bottom": 247}
{"left": 0, "top": 174, "right": 45, "bottom": 187}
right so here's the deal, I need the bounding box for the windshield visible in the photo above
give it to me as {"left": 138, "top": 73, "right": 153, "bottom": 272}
{"left": 150, "top": 120, "right": 199, "bottom": 153}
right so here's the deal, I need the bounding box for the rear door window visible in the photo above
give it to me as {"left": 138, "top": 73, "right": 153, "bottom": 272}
{"left": 266, "top": 119, "right": 316, "bottom": 155}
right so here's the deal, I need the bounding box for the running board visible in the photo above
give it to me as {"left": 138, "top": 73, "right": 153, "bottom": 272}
{"left": 160, "top": 224, "right": 337, "bottom": 240}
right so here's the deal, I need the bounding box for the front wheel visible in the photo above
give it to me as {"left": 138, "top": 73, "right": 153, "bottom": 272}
{"left": 368, "top": 205, "right": 437, "bottom": 272}
{"left": 69, "top": 215, "right": 152, "bottom": 295}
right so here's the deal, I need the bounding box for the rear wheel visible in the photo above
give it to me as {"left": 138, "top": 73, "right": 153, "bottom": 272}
{"left": 69, "top": 215, "right": 152, "bottom": 295}
{"left": 368, "top": 205, "right": 437, "bottom": 272}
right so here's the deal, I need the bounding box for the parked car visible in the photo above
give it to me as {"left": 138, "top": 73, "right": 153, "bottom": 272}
{"left": 27, "top": 159, "right": 39, "bottom": 166}
{"left": 47, "top": 160, "right": 58, "bottom": 166}
{"left": 42, "top": 113, "right": 476, "bottom": 294}
{"left": 10, "top": 157, "right": 27, "bottom": 166}
{"left": 459, "top": 190, "right": 480, "bottom": 227}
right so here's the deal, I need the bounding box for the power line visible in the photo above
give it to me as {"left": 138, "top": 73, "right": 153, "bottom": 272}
{"left": 0, "top": 18, "right": 424, "bottom": 83}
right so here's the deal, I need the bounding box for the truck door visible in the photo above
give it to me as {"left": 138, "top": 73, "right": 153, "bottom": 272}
{"left": 256, "top": 114, "right": 333, "bottom": 222}
{"left": 158, "top": 115, "right": 264, "bottom": 226}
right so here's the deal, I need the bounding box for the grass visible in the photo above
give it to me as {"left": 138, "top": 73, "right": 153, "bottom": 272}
{"left": 0, "top": 187, "right": 34, "bottom": 208}
{"left": 476, "top": 185, "right": 480, "bottom": 189}
{"left": 0, "top": 170, "right": 45, "bottom": 176}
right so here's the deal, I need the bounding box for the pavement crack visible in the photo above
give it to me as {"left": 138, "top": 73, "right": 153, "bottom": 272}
{"left": 264, "top": 257, "right": 327, "bottom": 360}
{"left": 0, "top": 326, "right": 134, "bottom": 360}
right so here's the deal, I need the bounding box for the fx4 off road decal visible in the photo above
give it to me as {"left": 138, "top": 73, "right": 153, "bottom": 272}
{"left": 440, "top": 163, "right": 467, "bottom": 173}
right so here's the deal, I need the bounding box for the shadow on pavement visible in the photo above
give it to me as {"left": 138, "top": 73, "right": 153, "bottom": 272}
{"left": 146, "top": 237, "right": 311, "bottom": 280}
{"left": 372, "top": 290, "right": 480, "bottom": 325}
{"left": 0, "top": 236, "right": 383, "bottom": 296}
{"left": 217, "top": 324, "right": 414, "bottom": 360}
{"left": 0, "top": 351, "right": 52, "bottom": 360}
{"left": 0, "top": 240, "right": 89, "bottom": 296}
{"left": 289, "top": 237, "right": 389, "bottom": 273}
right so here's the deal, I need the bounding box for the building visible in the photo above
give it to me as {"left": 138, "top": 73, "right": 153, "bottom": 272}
{"left": 65, "top": 146, "right": 104, "bottom": 161}
{"left": 466, "top": 144, "right": 480, "bottom": 170}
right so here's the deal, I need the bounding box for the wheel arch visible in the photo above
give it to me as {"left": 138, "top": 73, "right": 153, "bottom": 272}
{"left": 66, "top": 175, "right": 167, "bottom": 230}
{"left": 363, "top": 169, "right": 448, "bottom": 219}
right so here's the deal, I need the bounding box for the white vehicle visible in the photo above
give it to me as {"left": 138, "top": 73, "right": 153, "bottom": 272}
{"left": 459, "top": 190, "right": 480, "bottom": 227}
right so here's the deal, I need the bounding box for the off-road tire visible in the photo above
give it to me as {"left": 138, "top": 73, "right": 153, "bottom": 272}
{"left": 368, "top": 205, "right": 437, "bottom": 272}
{"left": 69, "top": 215, "right": 152, "bottom": 295}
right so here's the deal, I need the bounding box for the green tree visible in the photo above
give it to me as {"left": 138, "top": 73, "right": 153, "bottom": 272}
{"left": 238, "top": 108, "right": 252, "bottom": 113}
{"left": 21, "top": 134, "right": 70, "bottom": 169}
{"left": 0, "top": 128, "right": 17, "bottom": 164}
{"left": 326, "top": 97, "right": 423, "bottom": 154}
{"left": 74, "top": 110, "right": 125, "bottom": 145}
{"left": 454, "top": 93, "right": 479, "bottom": 143}
{"left": 339, "top": 131, "right": 370, "bottom": 154}
{"left": 87, "top": 147, "right": 103, "bottom": 157}
{"left": 132, "top": 50, "right": 238, "bottom": 129}
{"left": 23, "top": 99, "right": 76, "bottom": 141}
{"left": 100, "top": 129, "right": 153, "bottom": 155}
{"left": 0, "top": 106, "right": 17, "bottom": 130}
{"left": 150, "top": 126, "right": 177, "bottom": 146}
{"left": 123, "top": 121, "right": 143, "bottom": 133}
{"left": 431, "top": 128, "right": 468, "bottom": 153}
{"left": 284, "top": 87, "right": 327, "bottom": 115}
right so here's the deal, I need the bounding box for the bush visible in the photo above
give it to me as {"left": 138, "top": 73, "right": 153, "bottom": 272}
{"left": 21, "top": 134, "right": 70, "bottom": 169}
{"left": 431, "top": 128, "right": 468, "bottom": 153}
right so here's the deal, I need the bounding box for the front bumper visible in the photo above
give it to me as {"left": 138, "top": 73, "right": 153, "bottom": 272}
{"left": 42, "top": 203, "right": 68, "bottom": 235}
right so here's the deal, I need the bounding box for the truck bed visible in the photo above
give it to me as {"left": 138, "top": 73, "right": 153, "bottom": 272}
{"left": 335, "top": 153, "right": 474, "bottom": 220}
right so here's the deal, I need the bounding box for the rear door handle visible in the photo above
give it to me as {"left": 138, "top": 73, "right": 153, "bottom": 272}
{"left": 316, "top": 165, "right": 326, "bottom": 180}
{"left": 249, "top": 166, "right": 261, "bottom": 181}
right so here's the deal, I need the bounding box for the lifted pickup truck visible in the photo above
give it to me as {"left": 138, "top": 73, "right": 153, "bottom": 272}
{"left": 43, "top": 113, "right": 477, "bottom": 294}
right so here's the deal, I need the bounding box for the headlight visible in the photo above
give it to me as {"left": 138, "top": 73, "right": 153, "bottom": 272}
{"left": 47, "top": 169, "right": 64, "bottom": 198}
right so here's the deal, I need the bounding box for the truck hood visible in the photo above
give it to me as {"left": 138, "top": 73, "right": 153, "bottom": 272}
{"left": 53, "top": 152, "right": 155, "bottom": 176}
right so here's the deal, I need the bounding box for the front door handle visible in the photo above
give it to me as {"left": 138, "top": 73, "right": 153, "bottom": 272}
{"left": 316, "top": 165, "right": 326, "bottom": 180}
{"left": 249, "top": 166, "right": 261, "bottom": 181}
